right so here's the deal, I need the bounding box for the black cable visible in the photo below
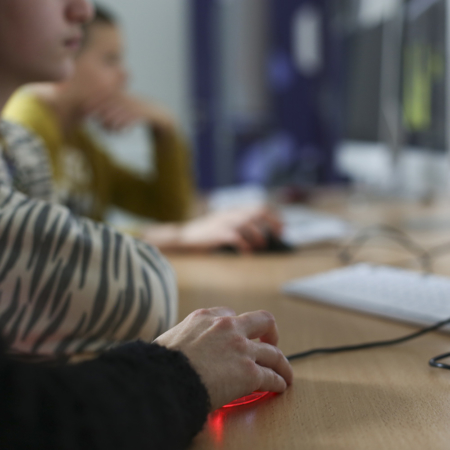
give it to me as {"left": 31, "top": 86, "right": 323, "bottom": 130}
{"left": 286, "top": 225, "right": 450, "bottom": 367}
{"left": 429, "top": 352, "right": 450, "bottom": 369}
{"left": 286, "top": 316, "right": 450, "bottom": 363}
{"left": 338, "top": 224, "right": 432, "bottom": 272}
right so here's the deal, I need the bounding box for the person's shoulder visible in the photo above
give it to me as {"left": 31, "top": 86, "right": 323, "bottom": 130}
{"left": 3, "top": 90, "right": 60, "bottom": 144}
{"left": 4, "top": 89, "right": 45, "bottom": 118}
{"left": 0, "top": 119, "right": 52, "bottom": 169}
{"left": 0, "top": 119, "right": 42, "bottom": 147}
{"left": 0, "top": 120, "right": 55, "bottom": 200}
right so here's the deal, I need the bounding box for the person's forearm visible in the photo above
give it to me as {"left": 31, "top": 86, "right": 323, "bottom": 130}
{"left": 0, "top": 183, "right": 178, "bottom": 356}
{"left": 148, "top": 128, "right": 194, "bottom": 221}
{"left": 111, "top": 130, "right": 194, "bottom": 223}
{"left": 139, "top": 223, "right": 185, "bottom": 252}
{"left": 0, "top": 340, "right": 210, "bottom": 450}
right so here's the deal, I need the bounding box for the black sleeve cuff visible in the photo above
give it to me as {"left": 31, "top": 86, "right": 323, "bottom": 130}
{"left": 100, "top": 341, "right": 211, "bottom": 446}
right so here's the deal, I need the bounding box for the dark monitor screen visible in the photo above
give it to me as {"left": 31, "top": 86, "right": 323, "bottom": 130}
{"left": 343, "top": 23, "right": 383, "bottom": 143}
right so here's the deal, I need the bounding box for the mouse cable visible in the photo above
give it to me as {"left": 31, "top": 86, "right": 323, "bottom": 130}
{"left": 286, "top": 316, "right": 450, "bottom": 370}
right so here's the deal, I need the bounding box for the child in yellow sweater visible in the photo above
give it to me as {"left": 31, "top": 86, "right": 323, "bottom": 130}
{"left": 4, "top": 5, "right": 281, "bottom": 253}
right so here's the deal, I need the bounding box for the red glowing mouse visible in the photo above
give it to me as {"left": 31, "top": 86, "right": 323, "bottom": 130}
{"left": 222, "top": 391, "right": 270, "bottom": 408}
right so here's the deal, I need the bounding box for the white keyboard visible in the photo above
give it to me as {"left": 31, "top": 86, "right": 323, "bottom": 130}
{"left": 280, "top": 206, "right": 354, "bottom": 246}
{"left": 282, "top": 264, "right": 450, "bottom": 330}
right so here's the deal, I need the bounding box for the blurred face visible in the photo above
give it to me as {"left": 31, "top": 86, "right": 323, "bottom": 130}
{"left": 70, "top": 24, "right": 128, "bottom": 103}
{"left": 0, "top": 0, "right": 93, "bottom": 85}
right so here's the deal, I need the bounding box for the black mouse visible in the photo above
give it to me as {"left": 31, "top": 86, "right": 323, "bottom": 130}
{"left": 219, "top": 232, "right": 295, "bottom": 254}
{"left": 260, "top": 232, "right": 294, "bottom": 253}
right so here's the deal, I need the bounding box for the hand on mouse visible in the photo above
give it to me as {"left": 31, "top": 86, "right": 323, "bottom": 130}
{"left": 141, "top": 206, "right": 283, "bottom": 253}
{"left": 154, "top": 307, "right": 293, "bottom": 411}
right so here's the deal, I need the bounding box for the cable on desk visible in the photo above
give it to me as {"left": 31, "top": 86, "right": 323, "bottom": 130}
{"left": 338, "top": 223, "right": 450, "bottom": 274}
{"left": 286, "top": 316, "right": 450, "bottom": 371}
{"left": 285, "top": 223, "right": 450, "bottom": 369}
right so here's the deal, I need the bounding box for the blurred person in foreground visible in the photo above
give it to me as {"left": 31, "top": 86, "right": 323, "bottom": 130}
{"left": 3, "top": 4, "right": 282, "bottom": 254}
{"left": 0, "top": 0, "right": 293, "bottom": 449}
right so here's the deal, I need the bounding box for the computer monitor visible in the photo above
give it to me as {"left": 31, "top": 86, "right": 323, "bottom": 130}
{"left": 403, "top": 0, "right": 447, "bottom": 154}
{"left": 342, "top": 0, "right": 447, "bottom": 151}
{"left": 339, "top": 0, "right": 450, "bottom": 197}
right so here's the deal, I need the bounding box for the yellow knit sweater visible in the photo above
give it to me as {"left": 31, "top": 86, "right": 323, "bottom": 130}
{"left": 3, "top": 90, "right": 194, "bottom": 223}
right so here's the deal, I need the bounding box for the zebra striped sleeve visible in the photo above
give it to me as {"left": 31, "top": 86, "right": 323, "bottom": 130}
{"left": 0, "top": 171, "right": 178, "bottom": 357}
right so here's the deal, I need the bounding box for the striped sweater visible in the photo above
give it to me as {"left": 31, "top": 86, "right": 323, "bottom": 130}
{"left": 0, "top": 120, "right": 177, "bottom": 357}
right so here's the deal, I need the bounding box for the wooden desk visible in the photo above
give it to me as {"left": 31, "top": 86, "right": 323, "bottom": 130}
{"left": 167, "top": 197, "right": 450, "bottom": 450}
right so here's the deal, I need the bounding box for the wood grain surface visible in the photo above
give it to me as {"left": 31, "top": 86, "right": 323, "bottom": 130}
{"left": 167, "top": 195, "right": 450, "bottom": 450}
